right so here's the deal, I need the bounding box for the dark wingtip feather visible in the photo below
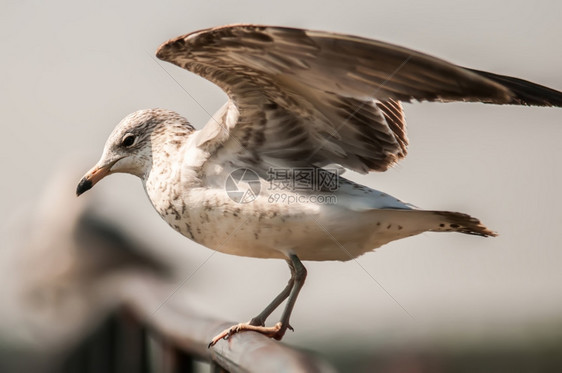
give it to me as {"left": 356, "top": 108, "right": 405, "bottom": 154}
{"left": 433, "top": 211, "right": 498, "bottom": 237}
{"left": 468, "top": 68, "right": 562, "bottom": 107}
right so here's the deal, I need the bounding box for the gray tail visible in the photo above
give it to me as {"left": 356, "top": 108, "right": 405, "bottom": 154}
{"left": 468, "top": 68, "right": 562, "bottom": 107}
{"left": 430, "top": 210, "right": 497, "bottom": 237}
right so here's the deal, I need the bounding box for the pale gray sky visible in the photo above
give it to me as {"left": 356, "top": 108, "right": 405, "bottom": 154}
{"left": 1, "top": 0, "right": 561, "bottom": 350}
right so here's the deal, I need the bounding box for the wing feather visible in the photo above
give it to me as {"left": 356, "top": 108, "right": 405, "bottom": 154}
{"left": 156, "top": 24, "right": 562, "bottom": 173}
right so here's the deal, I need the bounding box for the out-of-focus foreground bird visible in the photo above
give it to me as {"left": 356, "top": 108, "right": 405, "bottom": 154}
{"left": 0, "top": 166, "right": 169, "bottom": 372}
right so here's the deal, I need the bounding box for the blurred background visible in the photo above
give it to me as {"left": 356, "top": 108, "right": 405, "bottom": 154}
{"left": 1, "top": 0, "right": 561, "bottom": 372}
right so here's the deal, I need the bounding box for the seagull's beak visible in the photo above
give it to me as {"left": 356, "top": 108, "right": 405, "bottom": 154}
{"left": 76, "top": 163, "right": 112, "bottom": 196}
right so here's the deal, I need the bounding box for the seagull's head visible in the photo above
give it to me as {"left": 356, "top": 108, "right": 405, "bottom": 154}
{"left": 76, "top": 108, "right": 193, "bottom": 196}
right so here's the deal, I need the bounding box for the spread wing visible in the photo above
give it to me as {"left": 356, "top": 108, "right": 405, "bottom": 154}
{"left": 156, "top": 24, "right": 562, "bottom": 173}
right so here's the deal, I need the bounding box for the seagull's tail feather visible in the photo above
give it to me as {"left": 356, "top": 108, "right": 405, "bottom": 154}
{"left": 468, "top": 68, "right": 562, "bottom": 107}
{"left": 367, "top": 209, "right": 496, "bottom": 239}
{"left": 429, "top": 210, "right": 497, "bottom": 237}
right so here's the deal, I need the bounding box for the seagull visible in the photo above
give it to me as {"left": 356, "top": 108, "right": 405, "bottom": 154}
{"left": 76, "top": 25, "right": 562, "bottom": 346}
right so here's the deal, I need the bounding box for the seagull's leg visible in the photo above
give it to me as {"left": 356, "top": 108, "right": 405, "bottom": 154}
{"left": 269, "top": 254, "right": 307, "bottom": 340}
{"left": 208, "top": 254, "right": 307, "bottom": 347}
{"left": 248, "top": 257, "right": 296, "bottom": 327}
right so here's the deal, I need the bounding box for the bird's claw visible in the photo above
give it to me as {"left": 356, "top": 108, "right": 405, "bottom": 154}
{"left": 208, "top": 321, "right": 293, "bottom": 347}
{"left": 208, "top": 326, "right": 237, "bottom": 348}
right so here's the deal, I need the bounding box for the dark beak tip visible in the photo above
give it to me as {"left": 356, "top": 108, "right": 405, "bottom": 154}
{"left": 76, "top": 178, "right": 93, "bottom": 197}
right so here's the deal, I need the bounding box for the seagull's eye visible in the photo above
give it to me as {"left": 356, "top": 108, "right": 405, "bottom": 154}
{"left": 121, "top": 135, "right": 136, "bottom": 147}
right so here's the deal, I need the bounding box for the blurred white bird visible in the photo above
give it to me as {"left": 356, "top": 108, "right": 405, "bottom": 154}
{"left": 0, "top": 166, "right": 169, "bottom": 372}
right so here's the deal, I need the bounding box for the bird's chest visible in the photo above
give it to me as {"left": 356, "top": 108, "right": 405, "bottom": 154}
{"left": 143, "top": 163, "right": 200, "bottom": 237}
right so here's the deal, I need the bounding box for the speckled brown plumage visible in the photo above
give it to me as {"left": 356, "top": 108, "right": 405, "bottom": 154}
{"left": 77, "top": 24, "right": 562, "bottom": 347}
{"left": 156, "top": 24, "right": 562, "bottom": 174}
